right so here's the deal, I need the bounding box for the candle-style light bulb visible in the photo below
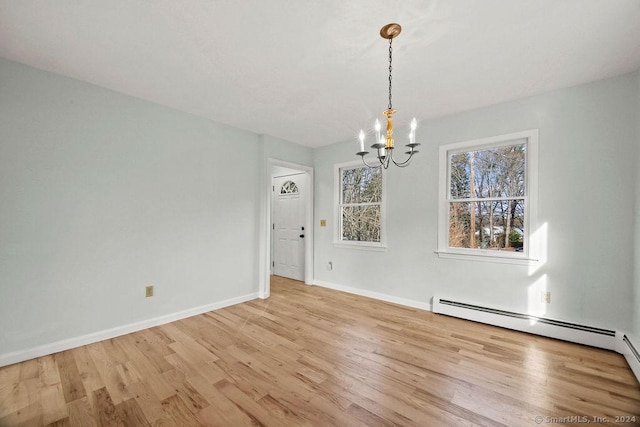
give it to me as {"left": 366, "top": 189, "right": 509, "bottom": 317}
{"left": 410, "top": 117, "right": 417, "bottom": 144}
{"left": 358, "top": 129, "right": 365, "bottom": 152}
{"left": 375, "top": 119, "right": 381, "bottom": 143}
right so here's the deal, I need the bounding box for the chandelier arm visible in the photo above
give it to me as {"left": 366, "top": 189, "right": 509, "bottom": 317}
{"left": 358, "top": 154, "right": 384, "bottom": 169}
{"left": 390, "top": 150, "right": 416, "bottom": 168}
{"left": 382, "top": 154, "right": 391, "bottom": 169}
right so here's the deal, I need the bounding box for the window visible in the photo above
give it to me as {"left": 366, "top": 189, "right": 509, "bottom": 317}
{"left": 335, "top": 162, "right": 386, "bottom": 248}
{"left": 438, "top": 130, "right": 538, "bottom": 263}
{"left": 280, "top": 180, "right": 299, "bottom": 194}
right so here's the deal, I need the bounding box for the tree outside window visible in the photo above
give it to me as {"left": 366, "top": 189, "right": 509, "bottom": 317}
{"left": 449, "top": 144, "right": 525, "bottom": 250}
{"left": 338, "top": 165, "right": 383, "bottom": 244}
{"left": 438, "top": 130, "right": 538, "bottom": 262}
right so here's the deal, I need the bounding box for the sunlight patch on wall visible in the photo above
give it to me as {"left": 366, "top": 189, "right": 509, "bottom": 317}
{"left": 527, "top": 274, "right": 548, "bottom": 325}
{"left": 529, "top": 222, "right": 548, "bottom": 277}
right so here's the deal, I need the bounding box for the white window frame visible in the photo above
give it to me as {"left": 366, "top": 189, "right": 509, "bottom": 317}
{"left": 334, "top": 160, "right": 387, "bottom": 250}
{"left": 437, "top": 129, "right": 539, "bottom": 264}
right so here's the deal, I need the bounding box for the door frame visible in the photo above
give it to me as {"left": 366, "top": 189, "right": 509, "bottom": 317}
{"left": 260, "top": 158, "right": 314, "bottom": 298}
{"left": 271, "top": 172, "right": 306, "bottom": 280}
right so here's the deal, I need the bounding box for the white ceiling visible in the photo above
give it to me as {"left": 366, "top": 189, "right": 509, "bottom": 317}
{"left": 1, "top": 1, "right": 639, "bottom": 147}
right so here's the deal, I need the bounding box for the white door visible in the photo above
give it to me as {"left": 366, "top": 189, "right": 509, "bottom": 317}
{"left": 272, "top": 174, "right": 305, "bottom": 281}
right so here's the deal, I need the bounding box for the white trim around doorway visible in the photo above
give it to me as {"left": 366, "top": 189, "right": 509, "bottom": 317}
{"left": 260, "top": 158, "right": 314, "bottom": 299}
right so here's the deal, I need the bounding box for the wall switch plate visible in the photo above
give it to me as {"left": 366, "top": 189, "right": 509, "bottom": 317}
{"left": 146, "top": 285, "right": 154, "bottom": 297}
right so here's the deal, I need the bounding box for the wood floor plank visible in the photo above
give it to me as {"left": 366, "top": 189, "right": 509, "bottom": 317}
{"left": 0, "top": 275, "right": 638, "bottom": 426}
{"left": 127, "top": 329, "right": 176, "bottom": 374}
{"left": 92, "top": 386, "right": 124, "bottom": 426}
{"left": 162, "top": 370, "right": 208, "bottom": 415}
{"left": 186, "top": 376, "right": 257, "bottom": 426}
{"left": 215, "top": 378, "right": 299, "bottom": 427}
{"left": 116, "top": 397, "right": 151, "bottom": 427}
{"left": 166, "top": 341, "right": 226, "bottom": 385}
{"left": 37, "top": 355, "right": 61, "bottom": 389}
{"left": 0, "top": 365, "right": 23, "bottom": 419}
{"left": 0, "top": 401, "right": 44, "bottom": 426}
{"left": 86, "top": 343, "right": 132, "bottom": 406}
{"left": 0, "top": 380, "right": 32, "bottom": 421}
{"left": 38, "top": 383, "right": 68, "bottom": 425}
{"left": 160, "top": 394, "right": 200, "bottom": 427}
{"left": 55, "top": 351, "right": 86, "bottom": 404}
{"left": 127, "top": 380, "right": 168, "bottom": 425}
{"left": 114, "top": 334, "right": 175, "bottom": 401}
{"left": 66, "top": 396, "right": 97, "bottom": 427}
{"left": 211, "top": 357, "right": 272, "bottom": 401}
{"left": 69, "top": 346, "right": 104, "bottom": 396}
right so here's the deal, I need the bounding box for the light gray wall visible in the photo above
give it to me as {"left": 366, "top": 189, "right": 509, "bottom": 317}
{"left": 2, "top": 55, "right": 638, "bottom": 358}
{"left": 0, "top": 59, "right": 262, "bottom": 355}
{"left": 262, "top": 134, "right": 313, "bottom": 167}
{"left": 272, "top": 165, "right": 305, "bottom": 177}
{"left": 314, "top": 71, "right": 639, "bottom": 331}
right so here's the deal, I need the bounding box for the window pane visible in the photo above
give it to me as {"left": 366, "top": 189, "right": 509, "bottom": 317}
{"left": 342, "top": 167, "right": 382, "bottom": 204}
{"left": 449, "top": 199, "right": 525, "bottom": 250}
{"left": 450, "top": 152, "right": 471, "bottom": 199}
{"left": 342, "top": 205, "right": 381, "bottom": 242}
{"left": 450, "top": 144, "right": 525, "bottom": 199}
{"left": 280, "top": 180, "right": 299, "bottom": 194}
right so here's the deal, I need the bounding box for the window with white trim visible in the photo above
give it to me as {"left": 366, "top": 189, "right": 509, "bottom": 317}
{"left": 335, "top": 162, "right": 386, "bottom": 248}
{"left": 438, "top": 130, "right": 538, "bottom": 263}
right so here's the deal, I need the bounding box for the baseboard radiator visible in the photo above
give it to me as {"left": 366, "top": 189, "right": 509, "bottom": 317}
{"left": 622, "top": 334, "right": 640, "bottom": 380}
{"left": 432, "top": 297, "right": 617, "bottom": 350}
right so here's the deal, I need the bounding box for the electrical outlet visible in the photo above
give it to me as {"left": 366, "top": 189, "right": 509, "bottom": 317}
{"left": 541, "top": 291, "right": 550, "bottom": 304}
{"left": 145, "top": 285, "right": 154, "bottom": 298}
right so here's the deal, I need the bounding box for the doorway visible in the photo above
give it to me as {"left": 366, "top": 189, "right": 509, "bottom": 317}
{"left": 261, "top": 159, "right": 313, "bottom": 298}
{"left": 272, "top": 172, "right": 306, "bottom": 280}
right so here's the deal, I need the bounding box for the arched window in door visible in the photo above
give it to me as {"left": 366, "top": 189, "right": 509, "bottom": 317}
{"left": 280, "top": 180, "right": 299, "bottom": 194}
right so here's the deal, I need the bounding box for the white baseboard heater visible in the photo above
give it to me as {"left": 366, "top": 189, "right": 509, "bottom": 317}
{"left": 622, "top": 334, "right": 640, "bottom": 380}
{"left": 432, "top": 296, "right": 617, "bottom": 350}
{"left": 623, "top": 335, "right": 640, "bottom": 361}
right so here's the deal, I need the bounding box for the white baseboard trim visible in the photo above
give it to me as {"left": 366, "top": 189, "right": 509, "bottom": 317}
{"left": 313, "top": 280, "right": 430, "bottom": 311}
{"left": 0, "top": 292, "right": 259, "bottom": 368}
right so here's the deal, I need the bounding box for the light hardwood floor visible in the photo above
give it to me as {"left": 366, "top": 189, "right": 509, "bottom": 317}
{"left": 1, "top": 276, "right": 639, "bottom": 426}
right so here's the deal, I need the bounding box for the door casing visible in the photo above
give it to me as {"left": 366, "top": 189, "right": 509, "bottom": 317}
{"left": 260, "top": 158, "right": 314, "bottom": 298}
{"left": 272, "top": 173, "right": 306, "bottom": 280}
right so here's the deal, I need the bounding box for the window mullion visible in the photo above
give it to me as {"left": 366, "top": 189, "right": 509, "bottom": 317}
{"left": 340, "top": 202, "right": 382, "bottom": 208}
{"left": 448, "top": 196, "right": 526, "bottom": 203}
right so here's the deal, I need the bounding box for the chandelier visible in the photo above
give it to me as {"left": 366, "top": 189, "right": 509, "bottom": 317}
{"left": 357, "top": 23, "right": 419, "bottom": 169}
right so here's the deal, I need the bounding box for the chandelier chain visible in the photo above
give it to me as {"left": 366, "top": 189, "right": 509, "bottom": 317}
{"left": 388, "top": 37, "right": 393, "bottom": 110}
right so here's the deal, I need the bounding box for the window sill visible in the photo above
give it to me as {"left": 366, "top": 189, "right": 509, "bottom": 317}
{"left": 435, "top": 250, "right": 538, "bottom": 265}
{"left": 334, "top": 242, "right": 387, "bottom": 252}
